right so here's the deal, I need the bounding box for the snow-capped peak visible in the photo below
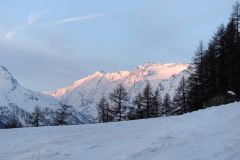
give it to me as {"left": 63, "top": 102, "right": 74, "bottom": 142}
{"left": 134, "top": 62, "right": 188, "bottom": 80}
{"left": 0, "top": 66, "right": 91, "bottom": 127}
{"left": 47, "top": 63, "right": 188, "bottom": 98}
{"left": 46, "top": 62, "right": 190, "bottom": 119}
{"left": 48, "top": 70, "right": 131, "bottom": 99}
{"left": 0, "top": 66, "right": 18, "bottom": 91}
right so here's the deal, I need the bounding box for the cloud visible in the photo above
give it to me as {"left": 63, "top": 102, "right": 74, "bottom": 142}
{"left": 52, "top": 13, "right": 107, "bottom": 25}
{"left": 4, "top": 31, "right": 15, "bottom": 40}
{"left": 2, "top": 12, "right": 45, "bottom": 41}
{"left": 1, "top": 12, "right": 107, "bottom": 41}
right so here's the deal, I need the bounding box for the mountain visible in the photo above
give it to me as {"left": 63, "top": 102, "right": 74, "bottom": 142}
{"left": 47, "top": 63, "right": 190, "bottom": 119}
{"left": 0, "top": 66, "right": 91, "bottom": 128}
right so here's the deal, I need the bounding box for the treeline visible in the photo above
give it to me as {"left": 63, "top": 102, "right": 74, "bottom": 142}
{"left": 187, "top": 1, "right": 240, "bottom": 111}
{"left": 97, "top": 2, "right": 240, "bottom": 122}
{"left": 97, "top": 82, "right": 186, "bottom": 123}
{"left": 5, "top": 104, "right": 71, "bottom": 128}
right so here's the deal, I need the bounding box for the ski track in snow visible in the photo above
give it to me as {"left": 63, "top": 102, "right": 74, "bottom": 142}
{"left": 1, "top": 102, "right": 240, "bottom": 160}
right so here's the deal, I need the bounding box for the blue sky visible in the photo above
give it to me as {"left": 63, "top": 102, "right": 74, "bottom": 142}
{"left": 0, "top": 0, "right": 237, "bottom": 91}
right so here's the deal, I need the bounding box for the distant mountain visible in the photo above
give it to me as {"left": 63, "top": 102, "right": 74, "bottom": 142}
{"left": 0, "top": 63, "right": 191, "bottom": 127}
{"left": 0, "top": 66, "right": 91, "bottom": 128}
{"left": 47, "top": 63, "right": 191, "bottom": 120}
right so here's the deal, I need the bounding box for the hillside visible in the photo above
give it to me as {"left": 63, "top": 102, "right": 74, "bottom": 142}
{"left": 47, "top": 63, "right": 190, "bottom": 119}
{"left": 0, "top": 66, "right": 91, "bottom": 127}
{"left": 1, "top": 102, "right": 240, "bottom": 160}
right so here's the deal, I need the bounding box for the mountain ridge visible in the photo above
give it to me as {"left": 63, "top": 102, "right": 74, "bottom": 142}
{"left": 47, "top": 63, "right": 189, "bottom": 98}
{"left": 46, "top": 62, "right": 190, "bottom": 119}
{"left": 0, "top": 62, "right": 190, "bottom": 126}
{"left": 0, "top": 66, "right": 91, "bottom": 128}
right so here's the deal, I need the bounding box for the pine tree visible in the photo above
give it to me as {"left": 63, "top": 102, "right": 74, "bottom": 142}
{"left": 152, "top": 88, "right": 162, "bottom": 117}
{"left": 187, "top": 68, "right": 201, "bottom": 111}
{"left": 232, "top": 1, "right": 240, "bottom": 32}
{"left": 109, "top": 83, "right": 129, "bottom": 121}
{"left": 224, "top": 19, "right": 239, "bottom": 96}
{"left": 187, "top": 42, "right": 206, "bottom": 111}
{"left": 5, "top": 106, "right": 21, "bottom": 128}
{"left": 141, "top": 82, "right": 154, "bottom": 118}
{"left": 172, "top": 76, "right": 188, "bottom": 115}
{"left": 185, "top": 1, "right": 240, "bottom": 108}
{"left": 195, "top": 41, "right": 206, "bottom": 107}
{"left": 228, "top": 2, "right": 240, "bottom": 97}
{"left": 55, "top": 104, "right": 71, "bottom": 125}
{"left": 127, "top": 106, "right": 137, "bottom": 120}
{"left": 132, "top": 93, "right": 144, "bottom": 119}
{"left": 162, "top": 93, "right": 172, "bottom": 116}
{"left": 203, "top": 39, "right": 219, "bottom": 105}
{"left": 214, "top": 24, "right": 228, "bottom": 96}
{"left": 31, "top": 106, "right": 44, "bottom": 127}
{"left": 97, "top": 96, "right": 112, "bottom": 122}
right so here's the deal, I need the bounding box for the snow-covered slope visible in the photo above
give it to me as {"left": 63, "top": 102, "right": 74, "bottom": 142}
{"left": 47, "top": 63, "right": 190, "bottom": 119}
{"left": 0, "top": 66, "right": 91, "bottom": 127}
{"left": 1, "top": 102, "right": 240, "bottom": 160}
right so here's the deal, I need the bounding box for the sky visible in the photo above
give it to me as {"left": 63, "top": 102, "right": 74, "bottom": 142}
{"left": 0, "top": 0, "right": 237, "bottom": 92}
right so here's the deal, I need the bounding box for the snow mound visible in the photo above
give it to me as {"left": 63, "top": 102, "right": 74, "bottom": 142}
{"left": 227, "top": 91, "right": 237, "bottom": 96}
{"left": 1, "top": 102, "right": 240, "bottom": 160}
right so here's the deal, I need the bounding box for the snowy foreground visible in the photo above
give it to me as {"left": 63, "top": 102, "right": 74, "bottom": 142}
{"left": 1, "top": 103, "right": 240, "bottom": 160}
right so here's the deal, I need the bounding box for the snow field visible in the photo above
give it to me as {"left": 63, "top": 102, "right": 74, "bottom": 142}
{"left": 0, "top": 102, "right": 240, "bottom": 160}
